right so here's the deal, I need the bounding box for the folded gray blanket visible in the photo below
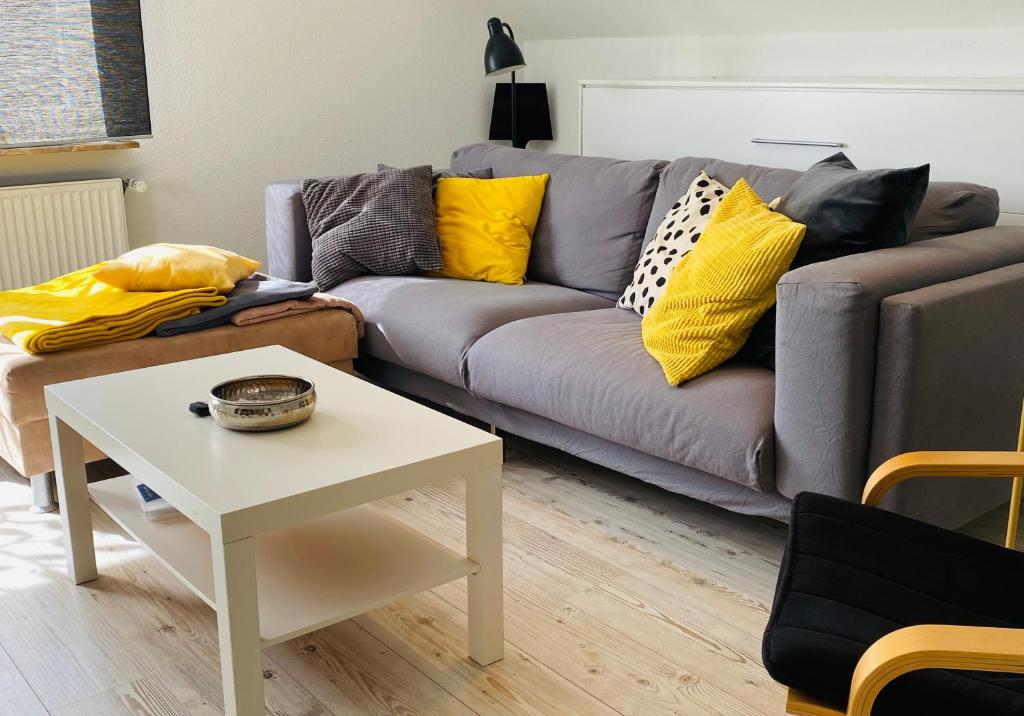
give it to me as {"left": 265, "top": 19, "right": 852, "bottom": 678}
{"left": 154, "top": 275, "right": 318, "bottom": 337}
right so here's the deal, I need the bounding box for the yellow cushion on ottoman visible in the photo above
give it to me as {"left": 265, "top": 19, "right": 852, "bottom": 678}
{"left": 433, "top": 174, "right": 549, "bottom": 285}
{"left": 95, "top": 243, "right": 260, "bottom": 293}
{"left": 641, "top": 179, "right": 806, "bottom": 385}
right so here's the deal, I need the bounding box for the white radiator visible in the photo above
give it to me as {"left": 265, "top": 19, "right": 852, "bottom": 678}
{"left": 0, "top": 178, "right": 129, "bottom": 290}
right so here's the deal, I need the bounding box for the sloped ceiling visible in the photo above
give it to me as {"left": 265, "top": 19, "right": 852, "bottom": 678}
{"left": 479, "top": 0, "right": 1024, "bottom": 40}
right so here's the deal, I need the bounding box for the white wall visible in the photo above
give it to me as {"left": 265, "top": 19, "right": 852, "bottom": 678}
{"left": 7, "top": 4, "right": 1023, "bottom": 262}
{"left": 521, "top": 26, "right": 1024, "bottom": 155}
{"left": 0, "top": 0, "right": 493, "bottom": 262}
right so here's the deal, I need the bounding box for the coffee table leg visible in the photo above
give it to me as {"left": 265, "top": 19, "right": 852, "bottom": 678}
{"left": 50, "top": 415, "right": 97, "bottom": 584}
{"left": 466, "top": 465, "right": 504, "bottom": 666}
{"left": 211, "top": 535, "right": 265, "bottom": 715}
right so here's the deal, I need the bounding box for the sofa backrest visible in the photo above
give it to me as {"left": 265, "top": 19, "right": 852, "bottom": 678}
{"left": 909, "top": 182, "right": 1000, "bottom": 242}
{"left": 646, "top": 157, "right": 1000, "bottom": 250}
{"left": 266, "top": 180, "right": 313, "bottom": 283}
{"left": 266, "top": 149, "right": 1000, "bottom": 292}
{"left": 643, "top": 158, "right": 803, "bottom": 250}
{"left": 451, "top": 143, "right": 666, "bottom": 297}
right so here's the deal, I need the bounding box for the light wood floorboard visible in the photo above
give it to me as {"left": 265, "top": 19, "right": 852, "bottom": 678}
{"left": 0, "top": 437, "right": 1014, "bottom": 715}
{"left": 0, "top": 642, "right": 47, "bottom": 716}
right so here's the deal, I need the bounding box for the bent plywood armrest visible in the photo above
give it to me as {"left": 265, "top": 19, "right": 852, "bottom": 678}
{"left": 786, "top": 689, "right": 844, "bottom": 715}
{"left": 786, "top": 626, "right": 1024, "bottom": 716}
{"left": 862, "top": 451, "right": 1024, "bottom": 548}
{"left": 846, "top": 625, "right": 1024, "bottom": 716}
{"left": 863, "top": 451, "right": 1024, "bottom": 506}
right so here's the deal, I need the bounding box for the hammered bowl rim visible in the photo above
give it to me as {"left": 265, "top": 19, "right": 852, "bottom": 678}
{"left": 208, "top": 374, "right": 316, "bottom": 407}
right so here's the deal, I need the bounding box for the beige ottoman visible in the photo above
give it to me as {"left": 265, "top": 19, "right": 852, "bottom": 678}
{"left": 0, "top": 309, "right": 359, "bottom": 511}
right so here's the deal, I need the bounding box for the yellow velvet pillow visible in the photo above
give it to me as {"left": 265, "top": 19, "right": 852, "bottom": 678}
{"left": 432, "top": 174, "right": 549, "bottom": 284}
{"left": 94, "top": 243, "right": 261, "bottom": 293}
{"left": 641, "top": 179, "right": 806, "bottom": 385}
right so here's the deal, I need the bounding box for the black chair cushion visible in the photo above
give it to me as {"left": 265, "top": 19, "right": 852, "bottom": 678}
{"left": 763, "top": 492, "right": 1024, "bottom": 715}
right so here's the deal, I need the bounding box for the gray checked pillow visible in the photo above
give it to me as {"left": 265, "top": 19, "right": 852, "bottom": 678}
{"left": 617, "top": 171, "right": 729, "bottom": 316}
{"left": 302, "top": 165, "right": 440, "bottom": 291}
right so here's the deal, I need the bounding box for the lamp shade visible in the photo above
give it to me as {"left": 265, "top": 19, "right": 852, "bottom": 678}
{"left": 489, "top": 82, "right": 552, "bottom": 146}
{"left": 484, "top": 17, "right": 525, "bottom": 76}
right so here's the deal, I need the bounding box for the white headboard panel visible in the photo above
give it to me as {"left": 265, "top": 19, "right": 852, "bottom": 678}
{"left": 579, "top": 79, "right": 1024, "bottom": 219}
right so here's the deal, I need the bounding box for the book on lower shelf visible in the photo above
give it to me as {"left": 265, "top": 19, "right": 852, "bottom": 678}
{"left": 131, "top": 477, "right": 178, "bottom": 519}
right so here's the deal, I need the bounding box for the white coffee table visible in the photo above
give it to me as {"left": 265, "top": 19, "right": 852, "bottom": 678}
{"left": 45, "top": 345, "right": 504, "bottom": 715}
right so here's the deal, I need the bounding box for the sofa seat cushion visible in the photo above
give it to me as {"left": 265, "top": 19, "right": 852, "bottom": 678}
{"left": 465, "top": 308, "right": 775, "bottom": 489}
{"left": 327, "top": 275, "right": 612, "bottom": 388}
{"left": 0, "top": 309, "right": 359, "bottom": 427}
{"left": 763, "top": 492, "right": 1024, "bottom": 716}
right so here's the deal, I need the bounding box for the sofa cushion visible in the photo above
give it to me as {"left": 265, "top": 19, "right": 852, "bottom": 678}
{"left": 908, "top": 181, "right": 1000, "bottom": 242}
{"left": 763, "top": 492, "right": 1024, "bottom": 716}
{"left": 450, "top": 143, "right": 666, "bottom": 297}
{"left": 644, "top": 158, "right": 803, "bottom": 249}
{"left": 645, "top": 158, "right": 999, "bottom": 252}
{"left": 327, "top": 275, "right": 612, "bottom": 388}
{"left": 376, "top": 164, "right": 494, "bottom": 195}
{"left": 465, "top": 308, "right": 775, "bottom": 489}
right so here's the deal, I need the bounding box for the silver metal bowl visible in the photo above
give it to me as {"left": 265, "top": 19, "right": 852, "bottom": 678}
{"left": 207, "top": 375, "right": 316, "bottom": 431}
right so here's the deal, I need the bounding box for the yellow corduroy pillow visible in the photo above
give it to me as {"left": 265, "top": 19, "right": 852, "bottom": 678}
{"left": 433, "top": 174, "right": 549, "bottom": 285}
{"left": 94, "top": 243, "right": 260, "bottom": 293}
{"left": 641, "top": 179, "right": 806, "bottom": 385}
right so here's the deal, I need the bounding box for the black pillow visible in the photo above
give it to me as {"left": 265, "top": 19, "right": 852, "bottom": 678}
{"left": 781, "top": 152, "right": 930, "bottom": 266}
{"left": 741, "top": 153, "right": 930, "bottom": 368}
{"left": 302, "top": 165, "right": 441, "bottom": 291}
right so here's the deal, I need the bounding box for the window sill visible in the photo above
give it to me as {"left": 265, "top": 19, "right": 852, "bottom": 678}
{"left": 0, "top": 140, "right": 140, "bottom": 158}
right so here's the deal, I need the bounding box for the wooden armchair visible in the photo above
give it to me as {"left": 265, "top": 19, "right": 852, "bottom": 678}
{"left": 764, "top": 446, "right": 1024, "bottom": 716}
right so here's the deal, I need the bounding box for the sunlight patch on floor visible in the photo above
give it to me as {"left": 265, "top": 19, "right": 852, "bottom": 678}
{"left": 0, "top": 480, "right": 148, "bottom": 592}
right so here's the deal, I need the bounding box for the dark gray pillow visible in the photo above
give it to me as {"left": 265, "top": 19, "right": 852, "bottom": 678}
{"left": 302, "top": 165, "right": 440, "bottom": 291}
{"left": 742, "top": 153, "right": 930, "bottom": 368}
{"left": 780, "top": 152, "right": 931, "bottom": 267}
{"left": 377, "top": 164, "right": 493, "bottom": 193}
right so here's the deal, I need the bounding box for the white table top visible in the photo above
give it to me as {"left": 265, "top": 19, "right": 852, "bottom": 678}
{"left": 45, "top": 346, "right": 502, "bottom": 538}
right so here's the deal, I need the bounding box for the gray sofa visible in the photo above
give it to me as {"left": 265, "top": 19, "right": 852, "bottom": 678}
{"left": 266, "top": 143, "right": 1024, "bottom": 527}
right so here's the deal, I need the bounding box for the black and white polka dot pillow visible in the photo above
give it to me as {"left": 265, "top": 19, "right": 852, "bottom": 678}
{"left": 617, "top": 171, "right": 730, "bottom": 316}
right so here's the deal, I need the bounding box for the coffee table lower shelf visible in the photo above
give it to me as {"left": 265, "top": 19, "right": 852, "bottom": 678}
{"left": 89, "top": 475, "right": 478, "bottom": 647}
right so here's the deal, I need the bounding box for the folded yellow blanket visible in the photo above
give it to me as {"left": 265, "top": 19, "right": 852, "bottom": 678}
{"left": 0, "top": 263, "right": 227, "bottom": 353}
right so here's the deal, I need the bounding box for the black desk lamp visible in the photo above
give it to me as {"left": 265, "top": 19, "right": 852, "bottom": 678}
{"left": 484, "top": 17, "right": 530, "bottom": 149}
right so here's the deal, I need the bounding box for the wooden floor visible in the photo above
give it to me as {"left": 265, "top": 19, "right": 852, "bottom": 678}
{"left": 0, "top": 438, "right": 1013, "bottom": 716}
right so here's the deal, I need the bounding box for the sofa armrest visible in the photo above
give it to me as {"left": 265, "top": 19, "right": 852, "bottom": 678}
{"left": 266, "top": 180, "right": 313, "bottom": 282}
{"left": 868, "top": 263, "right": 1024, "bottom": 528}
{"left": 773, "top": 226, "right": 1024, "bottom": 510}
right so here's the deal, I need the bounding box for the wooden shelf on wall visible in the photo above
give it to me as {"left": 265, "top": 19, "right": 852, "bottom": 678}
{"left": 0, "top": 140, "right": 140, "bottom": 158}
